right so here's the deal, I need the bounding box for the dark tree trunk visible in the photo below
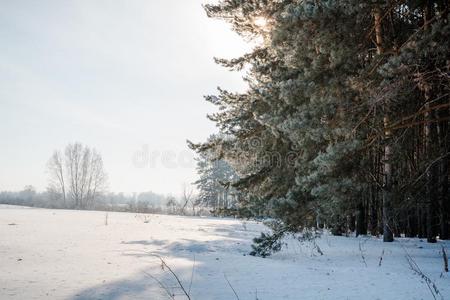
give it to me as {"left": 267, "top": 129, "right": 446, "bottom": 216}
{"left": 356, "top": 202, "right": 367, "bottom": 236}
{"left": 438, "top": 109, "right": 449, "bottom": 239}
{"left": 421, "top": 0, "right": 438, "bottom": 244}
{"left": 368, "top": 186, "right": 378, "bottom": 235}
{"left": 373, "top": 7, "right": 394, "bottom": 242}
{"left": 424, "top": 104, "right": 438, "bottom": 242}
{"left": 406, "top": 207, "right": 418, "bottom": 237}
{"left": 418, "top": 205, "right": 427, "bottom": 239}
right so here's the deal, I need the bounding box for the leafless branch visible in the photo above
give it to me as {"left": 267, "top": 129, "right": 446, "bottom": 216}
{"left": 188, "top": 255, "right": 196, "bottom": 295}
{"left": 442, "top": 246, "right": 448, "bottom": 273}
{"left": 378, "top": 249, "right": 384, "bottom": 267}
{"left": 224, "top": 273, "right": 240, "bottom": 300}
{"left": 402, "top": 245, "right": 443, "bottom": 300}
{"left": 358, "top": 238, "right": 368, "bottom": 268}
{"left": 152, "top": 255, "right": 191, "bottom": 300}
{"left": 143, "top": 271, "right": 175, "bottom": 300}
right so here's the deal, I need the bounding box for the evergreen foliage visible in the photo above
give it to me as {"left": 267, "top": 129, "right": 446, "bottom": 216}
{"left": 190, "top": 0, "right": 450, "bottom": 251}
{"left": 194, "top": 136, "right": 240, "bottom": 213}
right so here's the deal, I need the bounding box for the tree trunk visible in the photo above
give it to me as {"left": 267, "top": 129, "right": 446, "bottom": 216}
{"left": 374, "top": 7, "right": 394, "bottom": 242}
{"left": 425, "top": 111, "right": 438, "bottom": 243}
{"left": 438, "top": 108, "right": 449, "bottom": 239}
{"left": 423, "top": 2, "right": 437, "bottom": 243}
{"left": 368, "top": 180, "right": 378, "bottom": 235}
{"left": 356, "top": 201, "right": 367, "bottom": 236}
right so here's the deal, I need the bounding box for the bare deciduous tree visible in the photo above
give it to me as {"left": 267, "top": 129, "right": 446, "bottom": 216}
{"left": 47, "top": 151, "right": 66, "bottom": 207}
{"left": 181, "top": 183, "right": 194, "bottom": 216}
{"left": 47, "top": 142, "right": 107, "bottom": 209}
{"left": 166, "top": 196, "right": 178, "bottom": 214}
{"left": 180, "top": 183, "right": 200, "bottom": 216}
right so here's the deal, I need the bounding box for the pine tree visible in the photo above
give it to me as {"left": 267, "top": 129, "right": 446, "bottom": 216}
{"left": 194, "top": 137, "right": 240, "bottom": 213}
{"left": 189, "top": 0, "right": 450, "bottom": 253}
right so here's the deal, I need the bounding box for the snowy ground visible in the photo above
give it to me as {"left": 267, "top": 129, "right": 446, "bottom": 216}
{"left": 1, "top": 205, "right": 449, "bottom": 300}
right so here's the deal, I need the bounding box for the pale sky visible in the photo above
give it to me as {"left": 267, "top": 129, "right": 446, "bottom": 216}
{"left": 0, "top": 0, "right": 249, "bottom": 196}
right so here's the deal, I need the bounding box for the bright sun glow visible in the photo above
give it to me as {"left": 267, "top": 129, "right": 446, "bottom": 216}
{"left": 253, "top": 16, "right": 268, "bottom": 28}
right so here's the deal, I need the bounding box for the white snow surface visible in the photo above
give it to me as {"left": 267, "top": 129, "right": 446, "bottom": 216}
{"left": 1, "top": 205, "right": 449, "bottom": 300}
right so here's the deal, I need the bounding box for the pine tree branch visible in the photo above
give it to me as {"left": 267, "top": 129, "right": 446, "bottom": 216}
{"left": 402, "top": 152, "right": 450, "bottom": 190}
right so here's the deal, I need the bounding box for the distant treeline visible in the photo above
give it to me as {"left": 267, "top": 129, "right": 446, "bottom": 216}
{"left": 0, "top": 186, "right": 206, "bottom": 215}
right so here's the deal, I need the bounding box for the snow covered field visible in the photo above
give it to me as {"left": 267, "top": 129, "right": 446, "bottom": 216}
{"left": 1, "top": 205, "right": 449, "bottom": 300}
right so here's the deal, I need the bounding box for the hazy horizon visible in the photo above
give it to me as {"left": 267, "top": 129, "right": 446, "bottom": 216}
{"left": 0, "top": 0, "right": 249, "bottom": 196}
